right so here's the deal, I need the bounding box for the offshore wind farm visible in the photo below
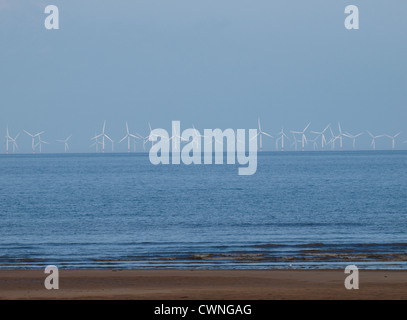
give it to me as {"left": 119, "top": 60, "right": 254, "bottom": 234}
{"left": 1, "top": 0, "right": 407, "bottom": 302}
{"left": 2, "top": 119, "right": 406, "bottom": 154}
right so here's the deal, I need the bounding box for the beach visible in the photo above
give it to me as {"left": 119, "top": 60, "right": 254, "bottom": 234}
{"left": 0, "top": 269, "right": 406, "bottom": 300}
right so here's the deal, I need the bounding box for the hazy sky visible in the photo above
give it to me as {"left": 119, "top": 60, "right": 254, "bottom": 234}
{"left": 0, "top": 0, "right": 406, "bottom": 152}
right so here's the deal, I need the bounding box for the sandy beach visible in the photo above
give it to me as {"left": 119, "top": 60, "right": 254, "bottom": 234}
{"left": 0, "top": 269, "right": 406, "bottom": 300}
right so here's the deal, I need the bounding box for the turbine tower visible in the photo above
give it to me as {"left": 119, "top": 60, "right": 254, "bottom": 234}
{"left": 336, "top": 122, "right": 346, "bottom": 151}
{"left": 56, "top": 135, "right": 72, "bottom": 152}
{"left": 384, "top": 132, "right": 401, "bottom": 150}
{"left": 309, "top": 137, "right": 319, "bottom": 151}
{"left": 91, "top": 121, "right": 113, "bottom": 153}
{"left": 343, "top": 132, "right": 363, "bottom": 150}
{"left": 11, "top": 134, "right": 19, "bottom": 153}
{"left": 291, "top": 122, "right": 311, "bottom": 151}
{"left": 138, "top": 122, "right": 159, "bottom": 151}
{"left": 24, "top": 130, "right": 45, "bottom": 153}
{"left": 169, "top": 123, "right": 187, "bottom": 152}
{"left": 328, "top": 126, "right": 341, "bottom": 150}
{"left": 311, "top": 123, "right": 330, "bottom": 151}
{"left": 5, "top": 126, "right": 19, "bottom": 154}
{"left": 367, "top": 131, "right": 384, "bottom": 151}
{"left": 192, "top": 124, "right": 207, "bottom": 149}
{"left": 254, "top": 117, "right": 273, "bottom": 151}
{"left": 35, "top": 134, "right": 49, "bottom": 153}
{"left": 290, "top": 133, "right": 302, "bottom": 151}
{"left": 119, "top": 122, "right": 140, "bottom": 152}
{"left": 90, "top": 132, "right": 101, "bottom": 152}
{"left": 276, "top": 128, "right": 289, "bottom": 151}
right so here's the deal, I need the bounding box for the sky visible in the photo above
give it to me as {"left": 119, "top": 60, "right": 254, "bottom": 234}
{"left": 0, "top": 0, "right": 406, "bottom": 152}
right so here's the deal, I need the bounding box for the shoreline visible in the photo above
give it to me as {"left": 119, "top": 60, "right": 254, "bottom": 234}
{"left": 0, "top": 268, "right": 406, "bottom": 300}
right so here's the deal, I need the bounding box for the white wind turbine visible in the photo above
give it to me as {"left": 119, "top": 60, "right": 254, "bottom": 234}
{"left": 91, "top": 121, "right": 113, "bottom": 153}
{"left": 334, "top": 122, "right": 346, "bottom": 150}
{"left": 367, "top": 131, "right": 384, "bottom": 151}
{"left": 291, "top": 122, "right": 311, "bottom": 151}
{"left": 290, "top": 133, "right": 301, "bottom": 151}
{"left": 138, "top": 122, "right": 159, "bottom": 151}
{"left": 24, "top": 130, "right": 45, "bottom": 153}
{"left": 252, "top": 118, "right": 273, "bottom": 151}
{"left": 309, "top": 137, "right": 319, "bottom": 151}
{"left": 169, "top": 124, "right": 188, "bottom": 152}
{"left": 119, "top": 122, "right": 140, "bottom": 152}
{"left": 311, "top": 123, "right": 330, "bottom": 150}
{"left": 5, "top": 126, "right": 12, "bottom": 154}
{"left": 11, "top": 133, "right": 19, "bottom": 153}
{"left": 343, "top": 132, "right": 364, "bottom": 150}
{"left": 90, "top": 132, "right": 101, "bottom": 152}
{"left": 35, "top": 134, "right": 49, "bottom": 153}
{"left": 384, "top": 132, "right": 401, "bottom": 150}
{"left": 191, "top": 124, "right": 207, "bottom": 149}
{"left": 56, "top": 135, "right": 72, "bottom": 152}
{"left": 275, "top": 137, "right": 281, "bottom": 151}
{"left": 5, "top": 126, "right": 19, "bottom": 154}
{"left": 328, "top": 126, "right": 341, "bottom": 150}
{"left": 276, "top": 128, "right": 289, "bottom": 151}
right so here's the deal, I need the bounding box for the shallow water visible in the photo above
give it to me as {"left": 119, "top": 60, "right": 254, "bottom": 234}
{"left": 0, "top": 151, "right": 406, "bottom": 269}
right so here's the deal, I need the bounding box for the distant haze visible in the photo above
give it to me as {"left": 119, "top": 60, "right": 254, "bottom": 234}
{"left": 0, "top": 0, "right": 406, "bottom": 152}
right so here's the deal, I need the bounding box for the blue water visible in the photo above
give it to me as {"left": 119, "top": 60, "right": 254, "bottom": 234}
{"left": 1, "top": 151, "right": 406, "bottom": 269}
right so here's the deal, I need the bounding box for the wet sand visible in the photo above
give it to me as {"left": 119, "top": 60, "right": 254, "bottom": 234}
{"left": 0, "top": 269, "right": 406, "bottom": 300}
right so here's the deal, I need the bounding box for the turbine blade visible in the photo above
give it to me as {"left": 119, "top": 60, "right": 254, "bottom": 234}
{"left": 250, "top": 132, "right": 260, "bottom": 140}
{"left": 303, "top": 122, "right": 311, "bottom": 132}
{"left": 119, "top": 135, "right": 128, "bottom": 143}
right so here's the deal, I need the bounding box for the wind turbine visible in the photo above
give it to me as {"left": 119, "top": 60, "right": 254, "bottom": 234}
{"left": 367, "top": 131, "right": 384, "bottom": 151}
{"left": 328, "top": 126, "right": 341, "bottom": 150}
{"left": 191, "top": 124, "right": 207, "bottom": 149}
{"left": 311, "top": 123, "right": 331, "bottom": 151}
{"left": 5, "top": 126, "right": 19, "bottom": 154}
{"left": 24, "top": 130, "right": 45, "bottom": 153}
{"left": 35, "top": 134, "right": 49, "bottom": 153}
{"left": 119, "top": 122, "right": 140, "bottom": 152}
{"left": 11, "top": 133, "right": 19, "bottom": 153}
{"left": 291, "top": 134, "right": 302, "bottom": 151}
{"left": 169, "top": 124, "right": 188, "bottom": 152}
{"left": 138, "top": 122, "right": 158, "bottom": 151}
{"left": 276, "top": 128, "right": 289, "bottom": 151}
{"left": 309, "top": 137, "right": 319, "bottom": 151}
{"left": 56, "top": 135, "right": 72, "bottom": 152}
{"left": 333, "top": 122, "right": 346, "bottom": 150}
{"left": 384, "top": 132, "right": 401, "bottom": 150}
{"left": 291, "top": 122, "right": 311, "bottom": 151}
{"left": 91, "top": 121, "right": 113, "bottom": 153}
{"left": 90, "top": 133, "right": 101, "bottom": 152}
{"left": 253, "top": 118, "right": 273, "bottom": 151}
{"left": 343, "top": 132, "right": 363, "bottom": 150}
{"left": 275, "top": 136, "right": 281, "bottom": 151}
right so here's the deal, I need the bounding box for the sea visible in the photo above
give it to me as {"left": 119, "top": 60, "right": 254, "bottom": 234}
{"left": 1, "top": 151, "right": 406, "bottom": 270}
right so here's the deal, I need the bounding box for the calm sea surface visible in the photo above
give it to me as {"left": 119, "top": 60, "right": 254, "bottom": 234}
{"left": 1, "top": 151, "right": 406, "bottom": 269}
